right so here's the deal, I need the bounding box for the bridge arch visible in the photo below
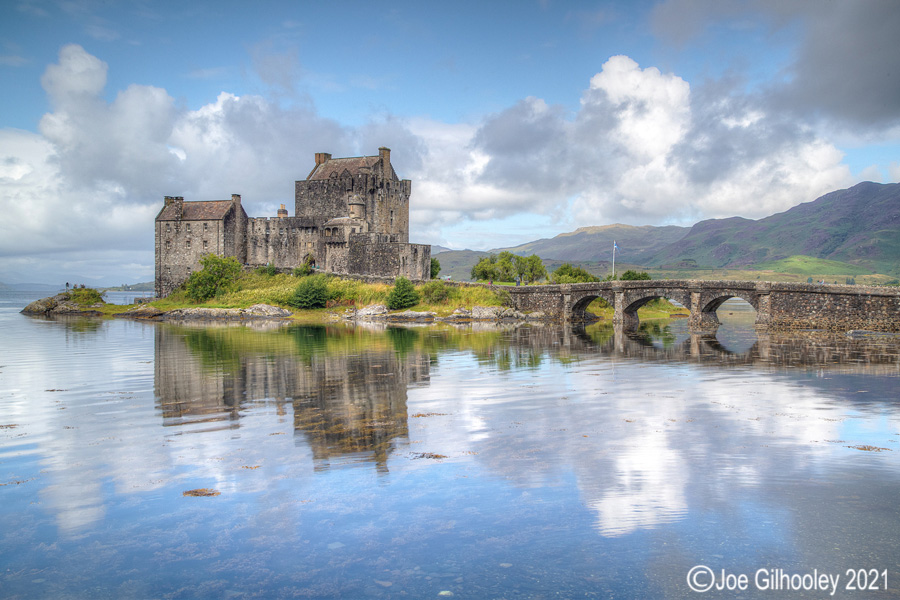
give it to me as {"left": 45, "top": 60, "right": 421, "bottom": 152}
{"left": 617, "top": 288, "right": 692, "bottom": 332}
{"left": 570, "top": 290, "right": 615, "bottom": 321}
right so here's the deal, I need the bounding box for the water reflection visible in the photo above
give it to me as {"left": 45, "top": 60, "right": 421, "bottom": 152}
{"left": 6, "top": 309, "right": 899, "bottom": 597}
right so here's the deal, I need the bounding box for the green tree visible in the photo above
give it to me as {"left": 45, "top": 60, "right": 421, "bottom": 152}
{"left": 290, "top": 273, "right": 329, "bottom": 309}
{"left": 619, "top": 270, "right": 651, "bottom": 281}
{"left": 386, "top": 277, "right": 420, "bottom": 310}
{"left": 430, "top": 257, "right": 441, "bottom": 279}
{"left": 552, "top": 263, "right": 599, "bottom": 284}
{"left": 471, "top": 255, "right": 499, "bottom": 281}
{"left": 494, "top": 251, "right": 518, "bottom": 282}
{"left": 513, "top": 254, "right": 547, "bottom": 283}
{"left": 184, "top": 254, "right": 242, "bottom": 303}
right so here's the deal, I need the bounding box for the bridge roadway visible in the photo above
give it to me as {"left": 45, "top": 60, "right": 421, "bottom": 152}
{"left": 503, "top": 279, "right": 900, "bottom": 333}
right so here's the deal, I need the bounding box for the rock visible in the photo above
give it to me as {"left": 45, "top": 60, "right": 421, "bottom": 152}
{"left": 471, "top": 306, "right": 503, "bottom": 320}
{"left": 243, "top": 304, "right": 292, "bottom": 318}
{"left": 525, "top": 311, "right": 546, "bottom": 321}
{"left": 119, "top": 305, "right": 165, "bottom": 319}
{"left": 386, "top": 310, "right": 435, "bottom": 322}
{"left": 21, "top": 294, "right": 66, "bottom": 315}
{"left": 356, "top": 304, "right": 388, "bottom": 318}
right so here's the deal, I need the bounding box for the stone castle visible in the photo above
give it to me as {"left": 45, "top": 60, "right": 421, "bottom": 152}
{"left": 155, "top": 147, "right": 431, "bottom": 297}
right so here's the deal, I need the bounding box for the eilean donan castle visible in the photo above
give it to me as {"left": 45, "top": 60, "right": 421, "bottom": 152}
{"left": 155, "top": 147, "right": 431, "bottom": 297}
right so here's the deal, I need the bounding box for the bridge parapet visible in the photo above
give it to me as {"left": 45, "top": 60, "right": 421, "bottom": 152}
{"left": 504, "top": 279, "right": 900, "bottom": 333}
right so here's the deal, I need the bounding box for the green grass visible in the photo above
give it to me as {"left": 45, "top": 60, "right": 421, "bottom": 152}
{"left": 149, "top": 274, "right": 506, "bottom": 319}
{"left": 752, "top": 255, "right": 873, "bottom": 276}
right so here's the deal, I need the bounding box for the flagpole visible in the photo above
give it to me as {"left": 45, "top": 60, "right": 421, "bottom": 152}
{"left": 612, "top": 240, "right": 616, "bottom": 279}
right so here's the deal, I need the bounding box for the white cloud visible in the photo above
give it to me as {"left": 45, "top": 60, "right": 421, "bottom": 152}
{"left": 0, "top": 44, "right": 863, "bottom": 281}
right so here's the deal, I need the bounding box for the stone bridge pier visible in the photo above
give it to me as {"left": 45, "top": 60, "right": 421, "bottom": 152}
{"left": 505, "top": 280, "right": 900, "bottom": 333}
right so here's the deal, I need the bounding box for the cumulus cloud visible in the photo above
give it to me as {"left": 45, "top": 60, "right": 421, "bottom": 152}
{"left": 408, "top": 55, "right": 851, "bottom": 234}
{"left": 0, "top": 42, "right": 862, "bottom": 280}
{"left": 0, "top": 44, "right": 349, "bottom": 281}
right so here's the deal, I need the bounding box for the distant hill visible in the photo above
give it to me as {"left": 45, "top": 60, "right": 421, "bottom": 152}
{"left": 498, "top": 224, "right": 688, "bottom": 264}
{"left": 482, "top": 182, "right": 899, "bottom": 279}
{"left": 0, "top": 281, "right": 63, "bottom": 292}
{"left": 646, "top": 182, "right": 900, "bottom": 275}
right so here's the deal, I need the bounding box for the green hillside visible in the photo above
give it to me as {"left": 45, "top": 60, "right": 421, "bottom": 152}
{"left": 646, "top": 182, "right": 900, "bottom": 276}
{"left": 753, "top": 256, "right": 873, "bottom": 276}
{"left": 499, "top": 223, "right": 687, "bottom": 264}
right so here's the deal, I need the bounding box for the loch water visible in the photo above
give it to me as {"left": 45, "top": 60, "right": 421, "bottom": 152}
{"left": 1, "top": 291, "right": 899, "bottom": 599}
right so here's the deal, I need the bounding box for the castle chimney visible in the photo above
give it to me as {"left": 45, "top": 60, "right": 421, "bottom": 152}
{"left": 277, "top": 203, "right": 288, "bottom": 218}
{"left": 315, "top": 152, "right": 332, "bottom": 166}
{"left": 164, "top": 195, "right": 175, "bottom": 206}
{"left": 379, "top": 147, "right": 391, "bottom": 177}
{"left": 175, "top": 196, "right": 184, "bottom": 219}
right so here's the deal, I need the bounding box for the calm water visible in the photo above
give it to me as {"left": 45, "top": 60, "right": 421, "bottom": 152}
{"left": 1, "top": 292, "right": 899, "bottom": 599}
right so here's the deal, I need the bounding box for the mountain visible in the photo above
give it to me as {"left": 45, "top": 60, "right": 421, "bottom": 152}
{"left": 644, "top": 182, "right": 900, "bottom": 274}
{"left": 498, "top": 224, "right": 688, "bottom": 264}
{"left": 484, "top": 182, "right": 899, "bottom": 278}
{"left": 0, "top": 281, "right": 64, "bottom": 292}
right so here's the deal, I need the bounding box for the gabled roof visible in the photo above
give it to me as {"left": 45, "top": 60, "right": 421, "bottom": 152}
{"left": 306, "top": 156, "right": 383, "bottom": 181}
{"left": 156, "top": 200, "right": 234, "bottom": 221}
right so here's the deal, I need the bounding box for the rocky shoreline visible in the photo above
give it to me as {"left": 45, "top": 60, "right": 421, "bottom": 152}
{"left": 20, "top": 294, "right": 550, "bottom": 324}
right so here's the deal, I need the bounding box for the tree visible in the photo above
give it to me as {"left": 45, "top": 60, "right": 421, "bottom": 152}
{"left": 552, "top": 263, "right": 599, "bottom": 284}
{"left": 386, "top": 277, "right": 420, "bottom": 310}
{"left": 290, "top": 274, "right": 329, "bottom": 309}
{"left": 431, "top": 257, "right": 441, "bottom": 279}
{"left": 471, "top": 255, "right": 499, "bottom": 281}
{"left": 619, "top": 270, "right": 651, "bottom": 281}
{"left": 184, "top": 254, "right": 242, "bottom": 303}
{"left": 515, "top": 254, "right": 547, "bottom": 283}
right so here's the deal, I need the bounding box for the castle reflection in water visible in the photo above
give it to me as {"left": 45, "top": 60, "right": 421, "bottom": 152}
{"left": 154, "top": 321, "right": 900, "bottom": 472}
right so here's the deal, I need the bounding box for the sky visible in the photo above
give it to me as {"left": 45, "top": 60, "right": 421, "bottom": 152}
{"left": 1, "top": 0, "right": 899, "bottom": 285}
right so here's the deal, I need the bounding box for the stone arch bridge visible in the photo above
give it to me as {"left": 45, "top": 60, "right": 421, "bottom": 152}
{"left": 503, "top": 280, "right": 900, "bottom": 333}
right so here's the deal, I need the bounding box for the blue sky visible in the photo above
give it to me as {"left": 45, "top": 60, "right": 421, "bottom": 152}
{"left": 1, "top": 0, "right": 899, "bottom": 285}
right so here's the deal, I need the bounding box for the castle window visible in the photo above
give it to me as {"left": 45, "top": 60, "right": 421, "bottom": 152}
{"left": 203, "top": 223, "right": 208, "bottom": 231}
{"left": 166, "top": 223, "right": 171, "bottom": 232}
{"left": 186, "top": 223, "right": 191, "bottom": 233}
{"left": 185, "top": 239, "right": 191, "bottom": 248}
{"left": 203, "top": 240, "right": 208, "bottom": 249}
{"left": 165, "top": 240, "right": 171, "bottom": 250}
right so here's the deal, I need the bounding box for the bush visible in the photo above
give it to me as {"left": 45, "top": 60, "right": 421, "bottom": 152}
{"left": 386, "top": 277, "right": 420, "bottom": 310}
{"left": 255, "top": 264, "right": 279, "bottom": 276}
{"left": 184, "top": 254, "right": 242, "bottom": 303}
{"left": 67, "top": 287, "right": 104, "bottom": 305}
{"left": 293, "top": 256, "right": 314, "bottom": 277}
{"left": 552, "top": 263, "right": 599, "bottom": 284}
{"left": 619, "top": 270, "right": 651, "bottom": 281}
{"left": 421, "top": 280, "right": 449, "bottom": 304}
{"left": 290, "top": 274, "right": 329, "bottom": 309}
{"left": 431, "top": 257, "right": 441, "bottom": 279}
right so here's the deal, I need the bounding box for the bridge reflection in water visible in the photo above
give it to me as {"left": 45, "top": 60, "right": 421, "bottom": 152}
{"left": 154, "top": 319, "right": 900, "bottom": 472}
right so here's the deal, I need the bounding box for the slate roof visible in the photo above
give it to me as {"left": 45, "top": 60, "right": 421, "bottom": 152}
{"left": 306, "top": 156, "right": 383, "bottom": 181}
{"left": 156, "top": 200, "right": 234, "bottom": 221}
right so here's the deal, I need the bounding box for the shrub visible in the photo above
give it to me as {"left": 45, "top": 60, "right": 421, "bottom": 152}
{"left": 552, "top": 263, "right": 599, "bottom": 284}
{"left": 184, "top": 254, "right": 242, "bottom": 303}
{"left": 421, "top": 280, "right": 449, "bottom": 304}
{"left": 619, "top": 270, "right": 651, "bottom": 281}
{"left": 293, "top": 256, "right": 314, "bottom": 277}
{"left": 290, "top": 274, "right": 329, "bottom": 309}
{"left": 67, "top": 287, "right": 104, "bottom": 305}
{"left": 386, "top": 277, "right": 420, "bottom": 310}
{"left": 431, "top": 257, "right": 441, "bottom": 279}
{"left": 255, "top": 264, "right": 279, "bottom": 276}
